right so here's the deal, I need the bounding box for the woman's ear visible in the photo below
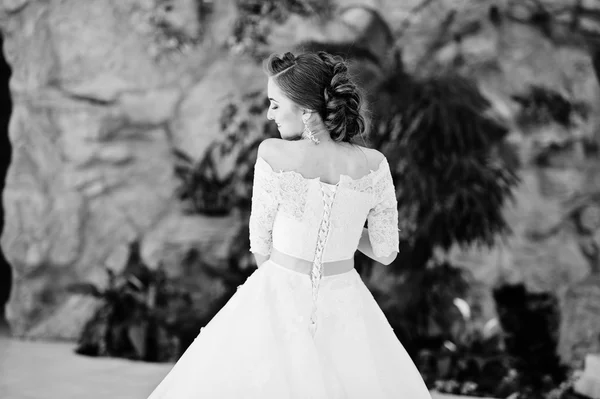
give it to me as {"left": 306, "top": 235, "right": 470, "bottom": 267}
{"left": 302, "top": 110, "right": 312, "bottom": 123}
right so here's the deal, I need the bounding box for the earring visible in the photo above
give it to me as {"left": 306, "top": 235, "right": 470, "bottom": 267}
{"left": 302, "top": 113, "right": 320, "bottom": 144}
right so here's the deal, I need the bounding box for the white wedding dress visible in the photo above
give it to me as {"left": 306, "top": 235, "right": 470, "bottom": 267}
{"left": 147, "top": 156, "right": 431, "bottom": 398}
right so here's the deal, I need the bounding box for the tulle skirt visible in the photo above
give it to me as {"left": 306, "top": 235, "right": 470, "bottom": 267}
{"left": 147, "top": 259, "right": 431, "bottom": 399}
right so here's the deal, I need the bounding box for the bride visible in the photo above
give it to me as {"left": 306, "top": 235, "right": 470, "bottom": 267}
{"left": 147, "top": 51, "right": 431, "bottom": 398}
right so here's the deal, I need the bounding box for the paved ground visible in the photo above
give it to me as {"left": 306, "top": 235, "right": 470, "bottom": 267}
{"left": 0, "top": 332, "right": 172, "bottom": 399}
{"left": 0, "top": 325, "right": 482, "bottom": 399}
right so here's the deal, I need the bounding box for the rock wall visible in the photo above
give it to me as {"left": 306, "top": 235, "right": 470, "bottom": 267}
{"left": 0, "top": 0, "right": 262, "bottom": 338}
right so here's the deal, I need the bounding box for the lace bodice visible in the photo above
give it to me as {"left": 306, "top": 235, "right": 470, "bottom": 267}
{"left": 249, "top": 156, "right": 399, "bottom": 263}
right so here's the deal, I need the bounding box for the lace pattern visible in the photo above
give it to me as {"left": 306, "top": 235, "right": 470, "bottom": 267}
{"left": 250, "top": 156, "right": 399, "bottom": 260}
{"left": 279, "top": 172, "right": 310, "bottom": 220}
{"left": 249, "top": 159, "right": 280, "bottom": 256}
{"left": 367, "top": 160, "right": 399, "bottom": 258}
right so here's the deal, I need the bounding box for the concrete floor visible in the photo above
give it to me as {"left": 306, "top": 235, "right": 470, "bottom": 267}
{"left": 0, "top": 332, "right": 172, "bottom": 399}
{"left": 0, "top": 324, "right": 479, "bottom": 399}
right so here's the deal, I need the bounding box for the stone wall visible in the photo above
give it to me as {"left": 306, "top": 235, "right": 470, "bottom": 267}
{"left": 0, "top": 0, "right": 261, "bottom": 338}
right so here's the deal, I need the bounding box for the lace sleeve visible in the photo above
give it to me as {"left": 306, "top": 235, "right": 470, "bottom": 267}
{"left": 367, "top": 158, "right": 399, "bottom": 258}
{"left": 249, "top": 157, "right": 280, "bottom": 256}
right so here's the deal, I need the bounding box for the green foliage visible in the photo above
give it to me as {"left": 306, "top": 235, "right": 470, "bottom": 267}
{"left": 411, "top": 282, "right": 572, "bottom": 399}
{"left": 493, "top": 284, "right": 567, "bottom": 390}
{"left": 69, "top": 242, "right": 202, "bottom": 362}
{"left": 373, "top": 71, "right": 520, "bottom": 252}
{"left": 375, "top": 261, "right": 476, "bottom": 351}
{"left": 174, "top": 147, "right": 239, "bottom": 215}
{"left": 149, "top": 0, "right": 215, "bottom": 53}
{"left": 356, "top": 67, "right": 521, "bottom": 387}
{"left": 174, "top": 91, "right": 278, "bottom": 216}
{"left": 236, "top": 0, "right": 332, "bottom": 21}
{"left": 398, "top": 264, "right": 512, "bottom": 396}
{"left": 511, "top": 85, "right": 588, "bottom": 128}
{"left": 231, "top": 0, "right": 334, "bottom": 58}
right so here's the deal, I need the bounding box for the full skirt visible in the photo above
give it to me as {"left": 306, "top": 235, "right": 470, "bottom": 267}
{"left": 147, "top": 259, "right": 431, "bottom": 399}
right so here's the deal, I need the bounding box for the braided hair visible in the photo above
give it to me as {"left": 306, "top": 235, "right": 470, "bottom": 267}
{"left": 264, "top": 51, "right": 366, "bottom": 143}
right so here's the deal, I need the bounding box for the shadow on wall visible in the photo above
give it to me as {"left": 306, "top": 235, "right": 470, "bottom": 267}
{"left": 0, "top": 33, "right": 13, "bottom": 325}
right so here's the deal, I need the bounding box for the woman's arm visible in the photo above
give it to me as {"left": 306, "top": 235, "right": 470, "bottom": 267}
{"left": 357, "top": 227, "right": 398, "bottom": 265}
{"left": 249, "top": 142, "right": 280, "bottom": 267}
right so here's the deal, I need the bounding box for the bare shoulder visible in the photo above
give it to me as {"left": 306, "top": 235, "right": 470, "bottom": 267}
{"left": 257, "top": 138, "right": 282, "bottom": 160}
{"left": 353, "top": 145, "right": 386, "bottom": 170}
{"left": 257, "top": 138, "right": 299, "bottom": 171}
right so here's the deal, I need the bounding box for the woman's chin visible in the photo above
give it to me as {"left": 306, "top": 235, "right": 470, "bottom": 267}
{"left": 279, "top": 131, "right": 290, "bottom": 139}
{"left": 276, "top": 129, "right": 302, "bottom": 141}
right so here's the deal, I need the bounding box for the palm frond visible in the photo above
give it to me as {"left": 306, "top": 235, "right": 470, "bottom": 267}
{"left": 375, "top": 72, "right": 520, "bottom": 250}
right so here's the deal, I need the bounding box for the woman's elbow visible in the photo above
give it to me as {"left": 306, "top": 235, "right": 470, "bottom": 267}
{"left": 252, "top": 252, "right": 270, "bottom": 268}
{"left": 379, "top": 251, "right": 398, "bottom": 266}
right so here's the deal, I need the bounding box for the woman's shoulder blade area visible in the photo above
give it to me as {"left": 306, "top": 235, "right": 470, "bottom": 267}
{"left": 258, "top": 139, "right": 386, "bottom": 168}
{"left": 255, "top": 147, "right": 388, "bottom": 186}
{"left": 257, "top": 138, "right": 297, "bottom": 169}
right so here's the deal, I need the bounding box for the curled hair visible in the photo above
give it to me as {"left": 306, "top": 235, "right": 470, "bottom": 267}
{"left": 264, "top": 51, "right": 366, "bottom": 143}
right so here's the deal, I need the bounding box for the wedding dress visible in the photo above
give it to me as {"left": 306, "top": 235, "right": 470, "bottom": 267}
{"left": 146, "top": 156, "right": 431, "bottom": 399}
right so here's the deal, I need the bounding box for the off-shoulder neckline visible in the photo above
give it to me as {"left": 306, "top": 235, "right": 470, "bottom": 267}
{"left": 256, "top": 156, "right": 387, "bottom": 186}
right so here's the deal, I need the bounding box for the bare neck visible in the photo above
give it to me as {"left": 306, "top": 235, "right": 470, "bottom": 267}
{"left": 303, "top": 119, "right": 334, "bottom": 144}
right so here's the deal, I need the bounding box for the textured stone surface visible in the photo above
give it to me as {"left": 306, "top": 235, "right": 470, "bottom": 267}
{"left": 0, "top": 0, "right": 258, "bottom": 339}
{"left": 558, "top": 276, "right": 600, "bottom": 368}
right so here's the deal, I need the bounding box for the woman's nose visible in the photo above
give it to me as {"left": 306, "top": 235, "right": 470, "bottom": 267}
{"left": 266, "top": 108, "right": 274, "bottom": 121}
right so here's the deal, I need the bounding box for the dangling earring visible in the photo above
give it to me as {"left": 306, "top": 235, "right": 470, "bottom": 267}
{"left": 302, "top": 112, "right": 320, "bottom": 144}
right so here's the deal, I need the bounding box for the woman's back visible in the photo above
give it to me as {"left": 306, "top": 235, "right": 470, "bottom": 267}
{"left": 261, "top": 138, "right": 385, "bottom": 185}
{"left": 250, "top": 138, "right": 398, "bottom": 264}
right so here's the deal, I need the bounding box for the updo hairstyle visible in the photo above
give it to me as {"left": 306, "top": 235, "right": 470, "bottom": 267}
{"left": 264, "top": 51, "right": 366, "bottom": 143}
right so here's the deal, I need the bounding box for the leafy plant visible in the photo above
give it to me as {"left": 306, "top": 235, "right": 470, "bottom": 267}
{"left": 360, "top": 67, "right": 520, "bottom": 366}
{"left": 149, "top": 0, "right": 215, "bottom": 54}
{"left": 69, "top": 241, "right": 201, "bottom": 362}
{"left": 412, "top": 282, "right": 572, "bottom": 399}
{"left": 408, "top": 267, "right": 512, "bottom": 397}
{"left": 493, "top": 283, "right": 568, "bottom": 395}
{"left": 373, "top": 71, "right": 519, "bottom": 254}
{"left": 230, "top": 0, "right": 334, "bottom": 58}
{"left": 174, "top": 91, "right": 278, "bottom": 216}
{"left": 174, "top": 147, "right": 240, "bottom": 216}
{"left": 511, "top": 85, "right": 586, "bottom": 128}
